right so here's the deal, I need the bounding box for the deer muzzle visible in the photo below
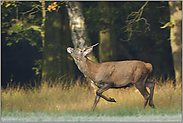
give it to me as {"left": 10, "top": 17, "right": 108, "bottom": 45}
{"left": 67, "top": 47, "right": 73, "bottom": 54}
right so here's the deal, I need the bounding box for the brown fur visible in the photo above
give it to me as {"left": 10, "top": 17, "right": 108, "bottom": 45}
{"left": 67, "top": 44, "right": 156, "bottom": 111}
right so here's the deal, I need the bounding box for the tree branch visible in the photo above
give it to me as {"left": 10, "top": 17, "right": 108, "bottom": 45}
{"left": 121, "top": 1, "right": 150, "bottom": 41}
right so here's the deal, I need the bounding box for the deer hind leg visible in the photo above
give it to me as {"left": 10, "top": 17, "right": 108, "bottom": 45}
{"left": 134, "top": 71, "right": 150, "bottom": 109}
{"left": 146, "top": 81, "right": 156, "bottom": 108}
{"left": 92, "top": 83, "right": 116, "bottom": 111}
{"left": 135, "top": 82, "right": 150, "bottom": 109}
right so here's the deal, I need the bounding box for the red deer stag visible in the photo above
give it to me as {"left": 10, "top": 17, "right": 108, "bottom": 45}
{"left": 67, "top": 43, "right": 155, "bottom": 111}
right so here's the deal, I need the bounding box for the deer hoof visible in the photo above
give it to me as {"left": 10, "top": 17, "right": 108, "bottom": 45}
{"left": 109, "top": 97, "right": 116, "bottom": 102}
{"left": 150, "top": 104, "right": 156, "bottom": 108}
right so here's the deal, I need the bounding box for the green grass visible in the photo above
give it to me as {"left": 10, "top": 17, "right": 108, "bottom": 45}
{"left": 2, "top": 110, "right": 182, "bottom": 122}
{"left": 1, "top": 77, "right": 182, "bottom": 116}
{"left": 2, "top": 105, "right": 181, "bottom": 118}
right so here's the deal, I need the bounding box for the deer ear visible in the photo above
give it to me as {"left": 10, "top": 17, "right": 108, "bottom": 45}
{"left": 83, "top": 47, "right": 93, "bottom": 56}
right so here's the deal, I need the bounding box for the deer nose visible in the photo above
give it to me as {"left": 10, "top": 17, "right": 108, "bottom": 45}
{"left": 67, "top": 47, "right": 73, "bottom": 54}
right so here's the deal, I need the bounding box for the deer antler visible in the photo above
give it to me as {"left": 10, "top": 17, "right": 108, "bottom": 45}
{"left": 87, "top": 43, "right": 99, "bottom": 49}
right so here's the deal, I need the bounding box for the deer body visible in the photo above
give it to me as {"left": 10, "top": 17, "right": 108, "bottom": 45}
{"left": 67, "top": 43, "right": 155, "bottom": 111}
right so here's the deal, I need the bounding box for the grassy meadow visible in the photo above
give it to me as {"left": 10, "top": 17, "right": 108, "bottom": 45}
{"left": 1, "top": 77, "right": 182, "bottom": 117}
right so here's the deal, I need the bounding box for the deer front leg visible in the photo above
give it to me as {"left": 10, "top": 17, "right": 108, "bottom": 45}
{"left": 96, "top": 83, "right": 116, "bottom": 102}
{"left": 92, "top": 83, "right": 116, "bottom": 111}
{"left": 92, "top": 95, "right": 100, "bottom": 111}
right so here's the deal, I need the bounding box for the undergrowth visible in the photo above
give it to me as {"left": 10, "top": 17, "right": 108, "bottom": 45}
{"left": 1, "top": 77, "right": 182, "bottom": 116}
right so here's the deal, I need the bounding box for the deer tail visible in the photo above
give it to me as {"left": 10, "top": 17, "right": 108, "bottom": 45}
{"left": 145, "top": 63, "right": 153, "bottom": 73}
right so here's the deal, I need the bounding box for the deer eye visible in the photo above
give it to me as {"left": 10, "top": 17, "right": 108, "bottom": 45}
{"left": 79, "top": 50, "right": 83, "bottom": 53}
{"left": 78, "top": 48, "right": 84, "bottom": 53}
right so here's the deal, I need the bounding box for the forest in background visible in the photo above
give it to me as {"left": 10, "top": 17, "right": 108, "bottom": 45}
{"left": 1, "top": 1, "right": 182, "bottom": 88}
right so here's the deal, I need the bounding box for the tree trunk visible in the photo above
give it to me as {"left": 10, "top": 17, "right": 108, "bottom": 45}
{"left": 61, "top": 4, "right": 75, "bottom": 79}
{"left": 98, "top": 2, "right": 114, "bottom": 63}
{"left": 66, "top": 1, "right": 98, "bottom": 90}
{"left": 109, "top": 2, "right": 117, "bottom": 61}
{"left": 41, "top": 1, "right": 46, "bottom": 48}
{"left": 42, "top": 3, "right": 75, "bottom": 83}
{"left": 42, "top": 10, "right": 63, "bottom": 82}
{"left": 169, "top": 1, "right": 182, "bottom": 87}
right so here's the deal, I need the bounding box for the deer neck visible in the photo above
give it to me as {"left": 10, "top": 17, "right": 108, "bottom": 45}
{"left": 75, "top": 57, "right": 99, "bottom": 80}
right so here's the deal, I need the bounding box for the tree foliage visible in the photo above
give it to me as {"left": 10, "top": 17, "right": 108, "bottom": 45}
{"left": 1, "top": 1, "right": 176, "bottom": 87}
{"left": 82, "top": 1, "right": 173, "bottom": 76}
{"left": 1, "top": 1, "right": 65, "bottom": 48}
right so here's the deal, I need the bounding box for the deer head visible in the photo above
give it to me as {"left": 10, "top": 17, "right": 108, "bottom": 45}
{"left": 67, "top": 43, "right": 99, "bottom": 62}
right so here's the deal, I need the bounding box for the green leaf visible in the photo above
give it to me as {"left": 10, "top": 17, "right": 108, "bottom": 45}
{"left": 31, "top": 42, "right": 37, "bottom": 46}
{"left": 7, "top": 42, "right": 12, "bottom": 46}
{"left": 160, "top": 22, "right": 174, "bottom": 28}
{"left": 5, "top": 37, "right": 10, "bottom": 41}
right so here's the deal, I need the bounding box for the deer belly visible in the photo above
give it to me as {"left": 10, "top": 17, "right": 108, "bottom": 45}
{"left": 93, "top": 81, "right": 106, "bottom": 88}
{"left": 114, "top": 80, "right": 133, "bottom": 88}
